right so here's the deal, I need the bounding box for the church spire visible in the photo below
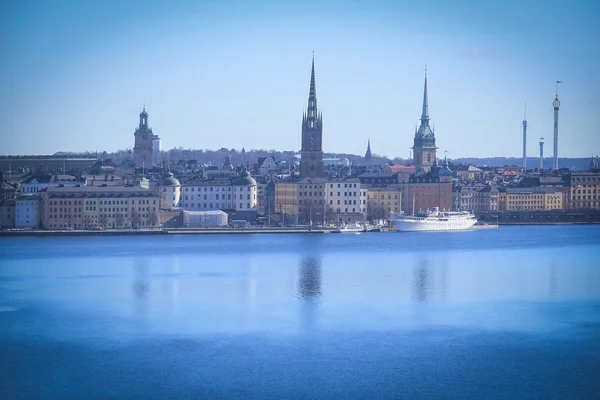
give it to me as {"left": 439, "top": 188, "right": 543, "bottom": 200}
{"left": 365, "top": 138, "right": 372, "bottom": 161}
{"left": 421, "top": 67, "right": 429, "bottom": 125}
{"left": 308, "top": 51, "right": 317, "bottom": 109}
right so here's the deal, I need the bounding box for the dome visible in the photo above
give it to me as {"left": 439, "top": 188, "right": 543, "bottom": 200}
{"left": 161, "top": 171, "right": 180, "bottom": 187}
{"left": 232, "top": 168, "right": 257, "bottom": 186}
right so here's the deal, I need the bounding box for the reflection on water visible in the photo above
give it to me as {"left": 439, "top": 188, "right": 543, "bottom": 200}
{"left": 132, "top": 258, "right": 150, "bottom": 300}
{"left": 1, "top": 229, "right": 600, "bottom": 399}
{"left": 412, "top": 258, "right": 431, "bottom": 303}
{"left": 549, "top": 263, "right": 557, "bottom": 300}
{"left": 298, "top": 256, "right": 322, "bottom": 299}
{"left": 298, "top": 255, "right": 322, "bottom": 330}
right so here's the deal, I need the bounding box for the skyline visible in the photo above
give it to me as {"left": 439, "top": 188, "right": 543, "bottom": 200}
{"left": 1, "top": 0, "right": 599, "bottom": 158}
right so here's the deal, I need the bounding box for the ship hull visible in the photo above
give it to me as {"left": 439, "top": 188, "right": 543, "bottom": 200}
{"left": 394, "top": 216, "right": 477, "bottom": 232}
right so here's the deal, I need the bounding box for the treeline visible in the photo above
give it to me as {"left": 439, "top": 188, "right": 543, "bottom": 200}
{"left": 56, "top": 148, "right": 403, "bottom": 167}
{"left": 54, "top": 149, "right": 594, "bottom": 170}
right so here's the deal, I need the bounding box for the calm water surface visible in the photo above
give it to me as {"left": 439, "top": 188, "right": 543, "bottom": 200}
{"left": 1, "top": 226, "right": 600, "bottom": 399}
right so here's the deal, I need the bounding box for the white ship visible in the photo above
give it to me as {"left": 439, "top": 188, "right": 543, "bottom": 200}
{"left": 394, "top": 207, "right": 477, "bottom": 232}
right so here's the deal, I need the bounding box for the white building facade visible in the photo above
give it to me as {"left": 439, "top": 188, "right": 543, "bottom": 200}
{"left": 181, "top": 169, "right": 257, "bottom": 212}
{"left": 325, "top": 178, "right": 367, "bottom": 222}
{"left": 15, "top": 194, "right": 40, "bottom": 228}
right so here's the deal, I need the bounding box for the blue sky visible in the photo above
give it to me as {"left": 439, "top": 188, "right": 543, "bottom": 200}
{"left": 1, "top": 0, "right": 599, "bottom": 158}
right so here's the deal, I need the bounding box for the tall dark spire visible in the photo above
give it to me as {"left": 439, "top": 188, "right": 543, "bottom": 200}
{"left": 309, "top": 52, "right": 317, "bottom": 105}
{"left": 365, "top": 138, "right": 372, "bottom": 161}
{"left": 300, "top": 52, "right": 324, "bottom": 178}
{"left": 421, "top": 67, "right": 429, "bottom": 125}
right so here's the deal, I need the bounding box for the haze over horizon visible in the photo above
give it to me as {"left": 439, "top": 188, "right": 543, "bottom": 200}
{"left": 1, "top": 0, "right": 599, "bottom": 159}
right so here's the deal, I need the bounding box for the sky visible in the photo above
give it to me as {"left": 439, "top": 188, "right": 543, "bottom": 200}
{"left": 1, "top": 0, "right": 599, "bottom": 158}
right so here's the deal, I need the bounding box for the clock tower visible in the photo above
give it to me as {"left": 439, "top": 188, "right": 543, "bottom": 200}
{"left": 133, "top": 106, "right": 157, "bottom": 171}
{"left": 300, "top": 54, "right": 324, "bottom": 178}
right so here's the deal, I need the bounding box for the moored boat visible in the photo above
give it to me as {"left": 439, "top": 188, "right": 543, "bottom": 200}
{"left": 394, "top": 207, "right": 477, "bottom": 232}
{"left": 332, "top": 223, "right": 365, "bottom": 233}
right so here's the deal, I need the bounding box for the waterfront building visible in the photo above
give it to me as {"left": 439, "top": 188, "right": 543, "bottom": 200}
{"left": 366, "top": 186, "right": 402, "bottom": 221}
{"left": 499, "top": 187, "right": 563, "bottom": 211}
{"left": 133, "top": 106, "right": 161, "bottom": 170}
{"left": 20, "top": 174, "right": 87, "bottom": 194}
{"left": 325, "top": 178, "right": 367, "bottom": 223}
{"left": 412, "top": 69, "right": 437, "bottom": 172}
{"left": 404, "top": 160, "right": 452, "bottom": 213}
{"left": 158, "top": 171, "right": 181, "bottom": 210}
{"left": 275, "top": 177, "right": 368, "bottom": 224}
{"left": 0, "top": 198, "right": 15, "bottom": 229}
{"left": 182, "top": 210, "right": 228, "bottom": 227}
{"left": 300, "top": 55, "right": 324, "bottom": 178}
{"left": 569, "top": 172, "right": 600, "bottom": 209}
{"left": 274, "top": 180, "right": 300, "bottom": 223}
{"left": 15, "top": 193, "right": 40, "bottom": 229}
{"left": 453, "top": 184, "right": 499, "bottom": 212}
{"left": 39, "top": 185, "right": 160, "bottom": 230}
{"left": 297, "top": 178, "right": 327, "bottom": 224}
{"left": 179, "top": 168, "right": 258, "bottom": 219}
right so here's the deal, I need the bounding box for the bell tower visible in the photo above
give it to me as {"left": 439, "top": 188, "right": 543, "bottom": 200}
{"left": 300, "top": 53, "right": 324, "bottom": 178}
{"left": 133, "top": 106, "right": 155, "bottom": 170}
{"left": 412, "top": 68, "right": 437, "bottom": 172}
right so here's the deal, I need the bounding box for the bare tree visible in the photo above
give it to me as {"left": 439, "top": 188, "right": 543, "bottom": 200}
{"left": 83, "top": 215, "right": 92, "bottom": 229}
{"left": 131, "top": 209, "right": 141, "bottom": 229}
{"left": 65, "top": 211, "right": 73, "bottom": 230}
{"left": 324, "top": 205, "right": 335, "bottom": 225}
{"left": 98, "top": 213, "right": 109, "bottom": 229}
{"left": 115, "top": 213, "right": 125, "bottom": 229}
{"left": 148, "top": 211, "right": 158, "bottom": 229}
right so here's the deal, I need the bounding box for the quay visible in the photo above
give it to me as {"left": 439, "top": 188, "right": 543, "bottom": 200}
{"left": 0, "top": 227, "right": 333, "bottom": 237}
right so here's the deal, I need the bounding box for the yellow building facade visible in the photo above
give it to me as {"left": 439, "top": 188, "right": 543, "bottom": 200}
{"left": 40, "top": 186, "right": 160, "bottom": 229}
{"left": 500, "top": 188, "right": 563, "bottom": 211}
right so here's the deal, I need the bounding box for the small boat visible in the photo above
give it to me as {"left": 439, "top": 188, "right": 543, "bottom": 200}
{"left": 394, "top": 207, "right": 477, "bottom": 232}
{"left": 332, "top": 223, "right": 365, "bottom": 233}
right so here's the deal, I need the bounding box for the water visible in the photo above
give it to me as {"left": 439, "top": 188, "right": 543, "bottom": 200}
{"left": 1, "top": 226, "right": 599, "bottom": 399}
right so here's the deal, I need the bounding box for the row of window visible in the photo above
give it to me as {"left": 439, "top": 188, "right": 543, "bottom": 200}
{"left": 50, "top": 208, "right": 82, "bottom": 213}
{"left": 51, "top": 200, "right": 82, "bottom": 206}
{"left": 184, "top": 194, "right": 255, "bottom": 201}
{"left": 183, "top": 203, "right": 253, "bottom": 209}
{"left": 184, "top": 186, "right": 252, "bottom": 192}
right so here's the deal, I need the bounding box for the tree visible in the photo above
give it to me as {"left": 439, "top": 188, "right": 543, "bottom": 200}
{"left": 324, "top": 205, "right": 335, "bottom": 225}
{"left": 148, "top": 211, "right": 159, "bottom": 229}
{"left": 367, "top": 199, "right": 384, "bottom": 223}
{"left": 98, "top": 213, "right": 109, "bottom": 229}
{"left": 115, "top": 213, "right": 125, "bottom": 229}
{"left": 131, "top": 209, "right": 141, "bottom": 229}
{"left": 65, "top": 212, "right": 73, "bottom": 230}
{"left": 83, "top": 215, "right": 92, "bottom": 229}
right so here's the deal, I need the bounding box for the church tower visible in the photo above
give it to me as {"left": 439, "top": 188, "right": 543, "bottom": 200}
{"left": 300, "top": 54, "right": 324, "bottom": 178}
{"left": 412, "top": 69, "right": 437, "bottom": 172}
{"left": 133, "top": 106, "right": 156, "bottom": 170}
{"left": 364, "top": 139, "right": 373, "bottom": 165}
